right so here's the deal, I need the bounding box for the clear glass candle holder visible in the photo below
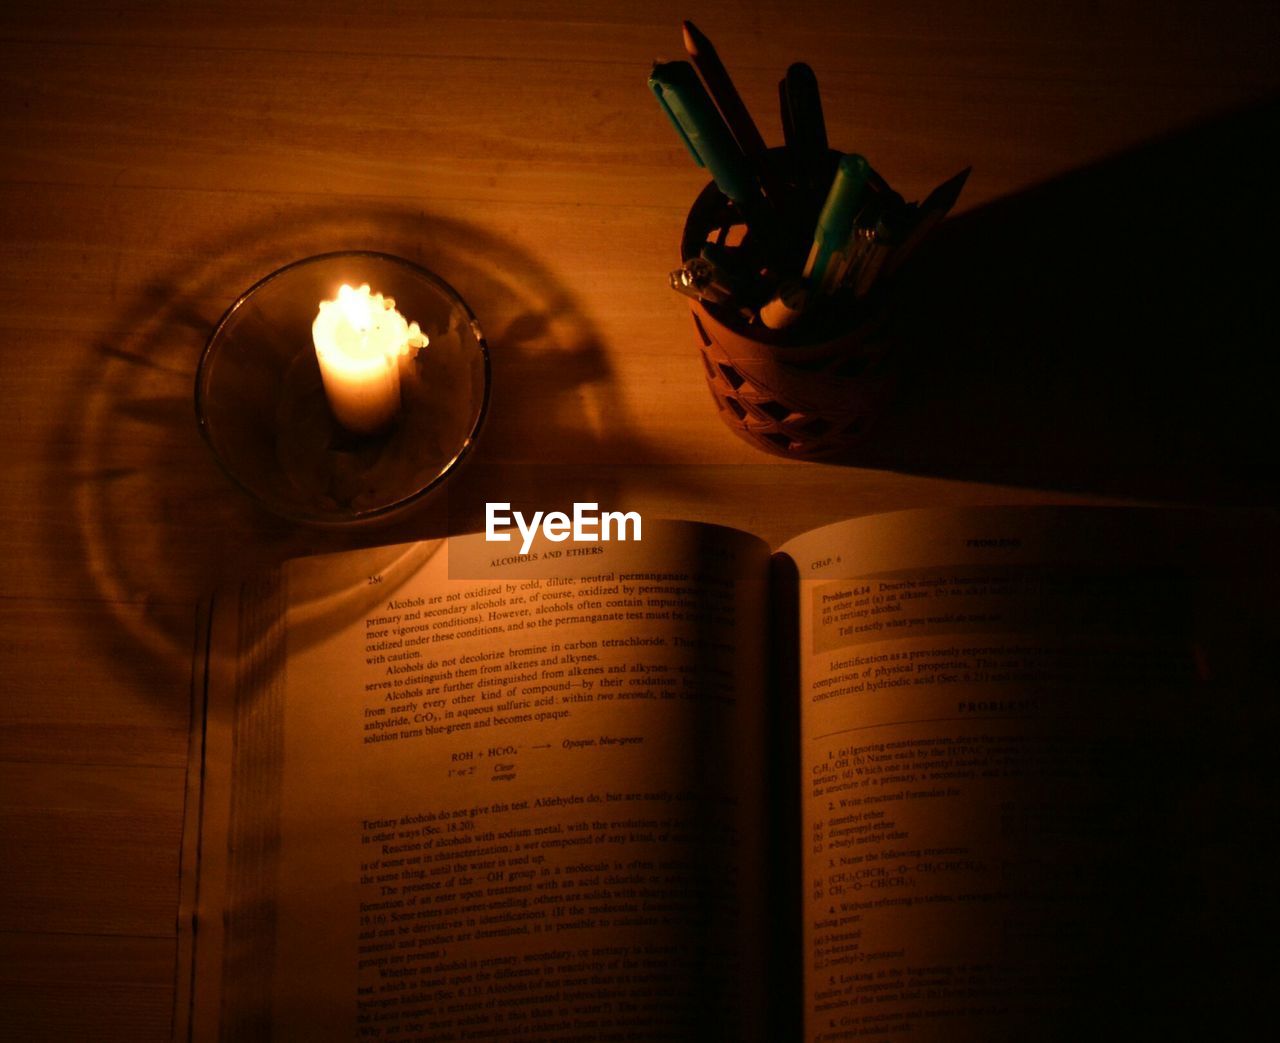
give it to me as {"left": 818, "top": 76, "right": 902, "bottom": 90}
{"left": 195, "top": 251, "right": 489, "bottom": 527}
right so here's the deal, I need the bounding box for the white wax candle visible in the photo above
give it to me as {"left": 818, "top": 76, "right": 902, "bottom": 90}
{"left": 312, "top": 283, "right": 428, "bottom": 434}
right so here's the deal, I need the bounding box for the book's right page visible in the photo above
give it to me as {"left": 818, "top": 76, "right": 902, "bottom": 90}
{"left": 780, "top": 507, "right": 1277, "bottom": 1042}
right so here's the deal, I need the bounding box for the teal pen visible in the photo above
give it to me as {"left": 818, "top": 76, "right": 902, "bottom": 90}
{"left": 649, "top": 60, "right": 763, "bottom": 215}
{"left": 824, "top": 194, "right": 890, "bottom": 295}
{"left": 823, "top": 227, "right": 874, "bottom": 296}
{"left": 802, "top": 153, "right": 870, "bottom": 290}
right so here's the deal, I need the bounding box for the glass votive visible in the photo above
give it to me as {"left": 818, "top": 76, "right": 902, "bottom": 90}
{"left": 196, "top": 251, "right": 489, "bottom": 526}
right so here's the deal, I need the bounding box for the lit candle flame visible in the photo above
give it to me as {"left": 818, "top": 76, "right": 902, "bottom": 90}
{"left": 312, "top": 284, "right": 428, "bottom": 433}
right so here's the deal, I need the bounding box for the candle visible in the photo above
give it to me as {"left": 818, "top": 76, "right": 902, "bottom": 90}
{"left": 312, "top": 283, "right": 428, "bottom": 434}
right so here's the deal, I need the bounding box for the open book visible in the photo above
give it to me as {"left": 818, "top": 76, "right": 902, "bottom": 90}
{"left": 178, "top": 507, "right": 1275, "bottom": 1041}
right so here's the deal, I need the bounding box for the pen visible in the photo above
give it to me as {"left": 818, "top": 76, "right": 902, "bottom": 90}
{"left": 850, "top": 240, "right": 889, "bottom": 298}
{"left": 759, "top": 278, "right": 809, "bottom": 329}
{"left": 670, "top": 257, "right": 734, "bottom": 303}
{"left": 803, "top": 153, "right": 870, "bottom": 291}
{"left": 882, "top": 167, "right": 972, "bottom": 278}
{"left": 649, "top": 60, "right": 765, "bottom": 217}
{"left": 779, "top": 62, "right": 828, "bottom": 188}
{"left": 670, "top": 260, "right": 754, "bottom": 320}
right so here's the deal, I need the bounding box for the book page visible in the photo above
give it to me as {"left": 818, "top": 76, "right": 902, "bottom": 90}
{"left": 191, "top": 521, "right": 772, "bottom": 1042}
{"left": 781, "top": 507, "right": 1273, "bottom": 1041}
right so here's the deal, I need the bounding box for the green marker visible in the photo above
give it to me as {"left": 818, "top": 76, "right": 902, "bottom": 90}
{"left": 649, "top": 60, "right": 761, "bottom": 212}
{"left": 802, "top": 153, "right": 870, "bottom": 290}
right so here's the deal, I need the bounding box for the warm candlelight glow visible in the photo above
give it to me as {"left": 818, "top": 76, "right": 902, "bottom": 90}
{"left": 312, "top": 283, "right": 428, "bottom": 434}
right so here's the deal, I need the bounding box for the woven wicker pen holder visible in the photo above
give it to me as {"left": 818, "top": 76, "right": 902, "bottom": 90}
{"left": 681, "top": 176, "right": 896, "bottom": 459}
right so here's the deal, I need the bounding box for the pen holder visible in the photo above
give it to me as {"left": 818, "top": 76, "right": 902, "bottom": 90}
{"left": 681, "top": 172, "right": 896, "bottom": 458}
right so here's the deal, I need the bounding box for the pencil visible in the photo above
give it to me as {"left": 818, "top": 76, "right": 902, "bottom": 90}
{"left": 681, "top": 20, "right": 768, "bottom": 160}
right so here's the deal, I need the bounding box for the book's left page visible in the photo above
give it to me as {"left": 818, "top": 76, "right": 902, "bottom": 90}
{"left": 182, "top": 521, "right": 773, "bottom": 1042}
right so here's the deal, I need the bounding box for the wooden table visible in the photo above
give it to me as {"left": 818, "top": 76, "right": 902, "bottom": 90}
{"left": 2, "top": 2, "right": 1276, "bottom": 1037}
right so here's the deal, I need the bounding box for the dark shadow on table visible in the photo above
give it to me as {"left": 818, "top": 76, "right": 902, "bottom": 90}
{"left": 60, "top": 201, "right": 693, "bottom": 683}
{"left": 837, "top": 96, "right": 1280, "bottom": 505}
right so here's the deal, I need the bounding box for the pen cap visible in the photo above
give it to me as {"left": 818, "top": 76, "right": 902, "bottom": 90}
{"left": 780, "top": 62, "right": 828, "bottom": 156}
{"left": 649, "top": 63, "right": 705, "bottom": 167}
{"left": 648, "top": 60, "right": 758, "bottom": 208}
{"left": 802, "top": 153, "right": 871, "bottom": 283}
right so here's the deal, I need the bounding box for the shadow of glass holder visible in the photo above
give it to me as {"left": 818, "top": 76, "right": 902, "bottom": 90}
{"left": 681, "top": 156, "right": 958, "bottom": 459}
